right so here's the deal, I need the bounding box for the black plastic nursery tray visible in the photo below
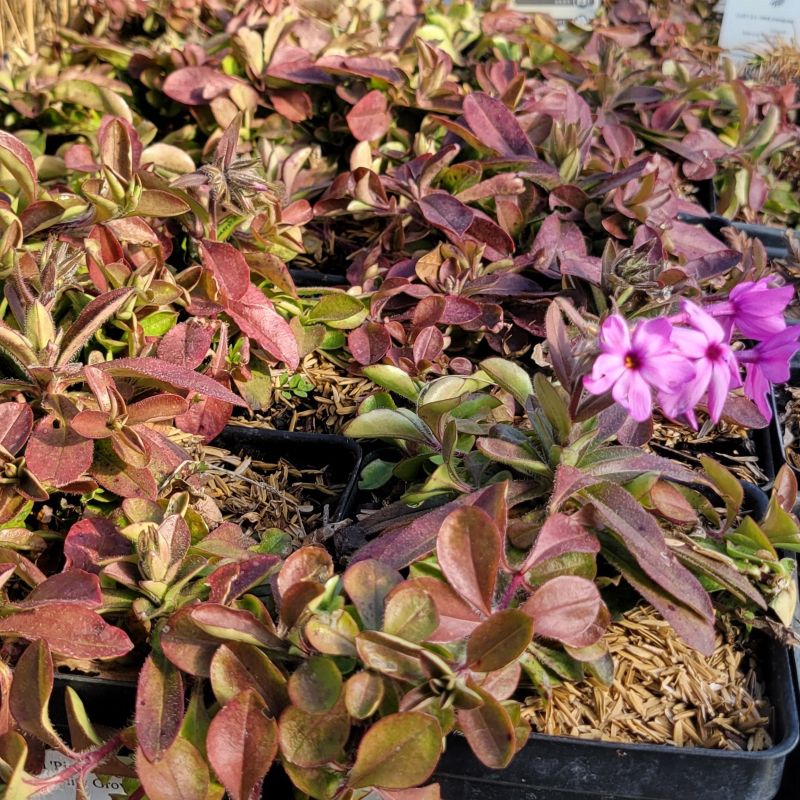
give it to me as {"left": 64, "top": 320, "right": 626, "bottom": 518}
{"left": 212, "top": 424, "right": 363, "bottom": 523}
{"left": 434, "top": 636, "right": 799, "bottom": 800}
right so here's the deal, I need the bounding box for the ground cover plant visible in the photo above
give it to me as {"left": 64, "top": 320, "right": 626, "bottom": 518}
{"left": 0, "top": 1, "right": 799, "bottom": 799}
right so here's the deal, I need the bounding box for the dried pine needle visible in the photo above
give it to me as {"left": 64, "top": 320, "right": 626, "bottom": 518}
{"left": 523, "top": 606, "right": 773, "bottom": 751}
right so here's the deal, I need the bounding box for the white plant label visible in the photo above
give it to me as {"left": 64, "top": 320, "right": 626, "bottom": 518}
{"left": 40, "top": 751, "right": 127, "bottom": 800}
{"left": 509, "top": 0, "right": 601, "bottom": 22}
{"left": 719, "top": 0, "right": 800, "bottom": 58}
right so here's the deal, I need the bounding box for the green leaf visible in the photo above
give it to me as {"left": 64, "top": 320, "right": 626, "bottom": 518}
{"left": 699, "top": 456, "right": 743, "bottom": 532}
{"left": 362, "top": 366, "right": 420, "bottom": 401}
{"left": 307, "top": 294, "right": 367, "bottom": 329}
{"left": 533, "top": 373, "right": 570, "bottom": 441}
{"left": 140, "top": 311, "right": 179, "bottom": 337}
{"left": 348, "top": 712, "right": 442, "bottom": 790}
{"left": 359, "top": 459, "right": 397, "bottom": 491}
{"left": 343, "top": 560, "right": 402, "bottom": 631}
{"left": 345, "top": 409, "right": 434, "bottom": 444}
{"left": 345, "top": 672, "right": 385, "bottom": 720}
{"left": 480, "top": 358, "right": 532, "bottom": 406}
{"left": 278, "top": 704, "right": 350, "bottom": 768}
{"left": 288, "top": 656, "right": 343, "bottom": 714}
{"left": 383, "top": 586, "right": 439, "bottom": 643}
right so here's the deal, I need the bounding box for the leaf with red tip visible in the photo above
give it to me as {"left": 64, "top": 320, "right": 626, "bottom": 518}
{"left": 97, "top": 358, "right": 246, "bottom": 407}
{"left": 207, "top": 555, "right": 280, "bottom": 605}
{"left": 0, "top": 131, "right": 37, "bottom": 201}
{"left": 404, "top": 578, "right": 482, "bottom": 642}
{"left": 0, "top": 403, "right": 32, "bottom": 455}
{"left": 136, "top": 655, "right": 185, "bottom": 762}
{"left": 277, "top": 547, "right": 334, "bottom": 598}
{"left": 347, "top": 91, "right": 391, "bottom": 141}
{"left": 157, "top": 320, "right": 213, "bottom": 369}
{"left": 520, "top": 576, "right": 608, "bottom": 648}
{"left": 225, "top": 285, "right": 300, "bottom": 369}
{"left": 436, "top": 506, "right": 500, "bottom": 616}
{"left": 201, "top": 240, "right": 250, "bottom": 301}
{"left": 208, "top": 690, "right": 277, "bottom": 800}
{"left": 0, "top": 604, "right": 133, "bottom": 659}
{"left": 522, "top": 513, "right": 599, "bottom": 573}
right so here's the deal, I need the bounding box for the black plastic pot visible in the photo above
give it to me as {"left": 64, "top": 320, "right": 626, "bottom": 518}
{"left": 677, "top": 211, "right": 797, "bottom": 261}
{"left": 289, "top": 268, "right": 348, "bottom": 288}
{"left": 434, "top": 636, "right": 798, "bottom": 800}
{"left": 212, "top": 425, "right": 363, "bottom": 524}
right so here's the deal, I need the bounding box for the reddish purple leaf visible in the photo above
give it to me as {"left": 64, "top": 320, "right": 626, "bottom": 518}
{"left": 456, "top": 687, "right": 515, "bottom": 769}
{"left": 418, "top": 194, "right": 474, "bottom": 238}
{"left": 270, "top": 88, "right": 313, "bottom": 123}
{"left": 412, "top": 327, "right": 444, "bottom": 364}
{"left": 174, "top": 392, "right": 233, "bottom": 443}
{"left": 26, "top": 414, "right": 94, "bottom": 488}
{"left": 440, "top": 296, "right": 482, "bottom": 325}
{"left": 126, "top": 394, "right": 189, "bottom": 425}
{"left": 521, "top": 576, "right": 608, "bottom": 647}
{"left": 207, "top": 556, "right": 280, "bottom": 605}
{"left": 349, "top": 323, "right": 392, "bottom": 365}
{"left": 462, "top": 93, "right": 536, "bottom": 158}
{"left": 347, "top": 90, "right": 392, "bottom": 141}
{"left": 0, "top": 403, "right": 32, "bottom": 455}
{"left": 201, "top": 240, "right": 250, "bottom": 301}
{"left": 63, "top": 518, "right": 130, "bottom": 573}
{"left": 437, "top": 507, "right": 501, "bottom": 616}
{"left": 207, "top": 690, "right": 277, "bottom": 800}
{"left": 224, "top": 285, "right": 300, "bottom": 369}
{"left": 136, "top": 655, "right": 185, "bottom": 762}
{"left": 0, "top": 604, "right": 133, "bottom": 659}
{"left": 163, "top": 66, "right": 242, "bottom": 106}
{"left": 277, "top": 547, "right": 333, "bottom": 598}
{"left": 158, "top": 320, "right": 213, "bottom": 369}
{"left": 71, "top": 410, "right": 112, "bottom": 439}
{"left": 96, "top": 358, "right": 247, "bottom": 407}
{"left": 19, "top": 571, "right": 102, "bottom": 608}
{"left": 90, "top": 439, "right": 159, "bottom": 500}
{"left": 522, "top": 513, "right": 599, "bottom": 572}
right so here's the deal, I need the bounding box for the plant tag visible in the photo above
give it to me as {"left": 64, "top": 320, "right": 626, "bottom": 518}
{"left": 719, "top": 0, "right": 800, "bottom": 58}
{"left": 40, "top": 750, "right": 127, "bottom": 800}
{"left": 509, "top": 0, "right": 601, "bottom": 22}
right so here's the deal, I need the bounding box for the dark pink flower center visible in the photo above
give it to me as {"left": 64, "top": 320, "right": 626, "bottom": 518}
{"left": 706, "top": 342, "right": 723, "bottom": 361}
{"left": 624, "top": 351, "right": 640, "bottom": 370}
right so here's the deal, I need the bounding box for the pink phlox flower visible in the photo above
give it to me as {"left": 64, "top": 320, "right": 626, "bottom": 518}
{"left": 660, "top": 300, "right": 741, "bottom": 425}
{"left": 738, "top": 325, "right": 800, "bottom": 421}
{"left": 584, "top": 314, "right": 695, "bottom": 422}
{"left": 714, "top": 278, "right": 794, "bottom": 340}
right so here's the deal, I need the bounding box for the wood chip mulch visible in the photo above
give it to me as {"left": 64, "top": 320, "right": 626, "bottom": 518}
{"left": 523, "top": 606, "right": 772, "bottom": 752}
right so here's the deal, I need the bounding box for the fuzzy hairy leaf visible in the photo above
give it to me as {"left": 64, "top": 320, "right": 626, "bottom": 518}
{"left": 137, "top": 736, "right": 209, "bottom": 800}
{"left": 207, "top": 690, "right": 277, "bottom": 800}
{"left": 136, "top": 654, "right": 185, "bottom": 762}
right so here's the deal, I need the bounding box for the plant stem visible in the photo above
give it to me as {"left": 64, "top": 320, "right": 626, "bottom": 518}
{"left": 499, "top": 573, "right": 524, "bottom": 609}
{"left": 29, "top": 734, "right": 124, "bottom": 793}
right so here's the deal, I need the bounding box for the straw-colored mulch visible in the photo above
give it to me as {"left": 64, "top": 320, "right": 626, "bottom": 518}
{"left": 523, "top": 606, "right": 772, "bottom": 752}
{"left": 183, "top": 437, "right": 345, "bottom": 548}
{"left": 651, "top": 417, "right": 767, "bottom": 485}
{"left": 243, "top": 353, "right": 375, "bottom": 433}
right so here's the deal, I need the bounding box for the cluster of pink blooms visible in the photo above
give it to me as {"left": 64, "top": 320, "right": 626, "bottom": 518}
{"left": 584, "top": 279, "right": 799, "bottom": 425}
